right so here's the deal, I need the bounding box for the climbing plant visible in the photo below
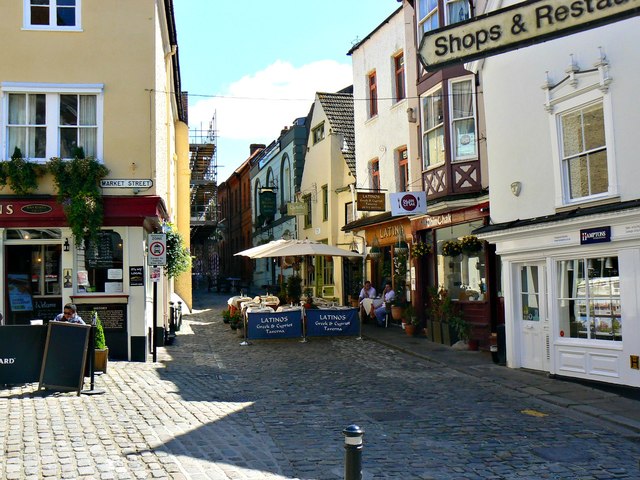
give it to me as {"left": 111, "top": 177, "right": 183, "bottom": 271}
{"left": 0, "top": 147, "right": 44, "bottom": 195}
{"left": 47, "top": 153, "right": 109, "bottom": 246}
{"left": 163, "top": 222, "right": 192, "bottom": 279}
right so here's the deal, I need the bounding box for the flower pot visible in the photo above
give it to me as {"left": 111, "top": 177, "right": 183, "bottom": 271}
{"left": 391, "top": 305, "right": 403, "bottom": 321}
{"left": 405, "top": 324, "right": 416, "bottom": 336}
{"left": 94, "top": 348, "right": 108, "bottom": 374}
{"left": 468, "top": 339, "right": 479, "bottom": 351}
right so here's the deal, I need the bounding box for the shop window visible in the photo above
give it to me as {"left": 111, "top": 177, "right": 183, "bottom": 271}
{"left": 76, "top": 230, "right": 123, "bottom": 294}
{"left": 435, "top": 221, "right": 486, "bottom": 301}
{"left": 557, "top": 256, "right": 620, "bottom": 341}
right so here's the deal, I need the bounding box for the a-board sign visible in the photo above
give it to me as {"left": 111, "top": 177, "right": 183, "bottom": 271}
{"left": 39, "top": 322, "right": 91, "bottom": 395}
{"left": 247, "top": 310, "right": 303, "bottom": 340}
{"left": 0, "top": 325, "right": 47, "bottom": 385}
{"left": 305, "top": 308, "right": 359, "bottom": 337}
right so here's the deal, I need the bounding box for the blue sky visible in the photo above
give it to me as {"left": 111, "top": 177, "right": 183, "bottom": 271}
{"left": 173, "top": 0, "right": 400, "bottom": 182}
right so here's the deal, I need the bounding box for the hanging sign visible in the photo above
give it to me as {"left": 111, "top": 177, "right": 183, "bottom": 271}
{"left": 259, "top": 191, "right": 277, "bottom": 217}
{"left": 287, "top": 202, "right": 307, "bottom": 216}
{"left": 419, "top": 0, "right": 640, "bottom": 70}
{"left": 357, "top": 192, "right": 386, "bottom": 212}
{"left": 148, "top": 234, "right": 166, "bottom": 266}
{"left": 390, "top": 192, "right": 427, "bottom": 216}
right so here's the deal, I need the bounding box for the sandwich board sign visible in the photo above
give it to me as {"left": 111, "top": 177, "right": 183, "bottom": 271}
{"left": 148, "top": 234, "right": 166, "bottom": 266}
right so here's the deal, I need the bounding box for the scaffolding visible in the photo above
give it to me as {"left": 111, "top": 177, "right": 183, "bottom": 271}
{"left": 189, "top": 115, "right": 220, "bottom": 290}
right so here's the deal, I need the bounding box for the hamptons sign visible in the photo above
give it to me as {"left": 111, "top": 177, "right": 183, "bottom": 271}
{"left": 419, "top": 0, "right": 640, "bottom": 70}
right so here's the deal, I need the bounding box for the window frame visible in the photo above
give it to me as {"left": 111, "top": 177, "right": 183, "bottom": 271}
{"left": 548, "top": 84, "right": 617, "bottom": 207}
{"left": 370, "top": 158, "right": 380, "bottom": 192}
{"left": 417, "top": 0, "right": 439, "bottom": 37}
{"left": 420, "top": 85, "right": 445, "bottom": 169}
{"left": 449, "top": 76, "right": 478, "bottom": 162}
{"left": 312, "top": 122, "right": 325, "bottom": 144}
{"left": 2, "top": 83, "right": 103, "bottom": 162}
{"left": 368, "top": 71, "right": 378, "bottom": 118}
{"left": 397, "top": 146, "right": 409, "bottom": 192}
{"left": 393, "top": 52, "right": 406, "bottom": 103}
{"left": 321, "top": 184, "right": 328, "bottom": 222}
{"left": 303, "top": 194, "right": 312, "bottom": 229}
{"left": 23, "top": 0, "right": 82, "bottom": 31}
{"left": 444, "top": 0, "right": 470, "bottom": 26}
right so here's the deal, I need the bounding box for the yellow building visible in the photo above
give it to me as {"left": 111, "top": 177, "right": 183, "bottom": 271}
{"left": 0, "top": 0, "right": 190, "bottom": 361}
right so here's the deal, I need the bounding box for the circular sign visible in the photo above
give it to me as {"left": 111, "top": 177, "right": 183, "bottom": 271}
{"left": 149, "top": 241, "right": 165, "bottom": 257}
{"left": 400, "top": 194, "right": 418, "bottom": 212}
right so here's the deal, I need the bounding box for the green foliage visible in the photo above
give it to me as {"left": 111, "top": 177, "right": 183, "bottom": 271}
{"left": 393, "top": 251, "right": 408, "bottom": 306}
{"left": 47, "top": 156, "right": 109, "bottom": 246}
{"left": 0, "top": 147, "right": 44, "bottom": 195}
{"left": 163, "top": 222, "right": 192, "bottom": 279}
{"left": 286, "top": 275, "right": 303, "bottom": 304}
{"left": 93, "top": 311, "right": 107, "bottom": 349}
{"left": 222, "top": 309, "right": 231, "bottom": 323}
{"left": 427, "top": 287, "right": 470, "bottom": 341}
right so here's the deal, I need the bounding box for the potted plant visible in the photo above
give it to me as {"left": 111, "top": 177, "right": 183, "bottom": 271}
{"left": 411, "top": 241, "right": 432, "bottom": 259}
{"left": 286, "top": 275, "right": 303, "bottom": 305}
{"left": 441, "top": 240, "right": 462, "bottom": 257}
{"left": 427, "top": 287, "right": 465, "bottom": 346}
{"left": 403, "top": 303, "right": 420, "bottom": 336}
{"left": 460, "top": 235, "right": 483, "bottom": 255}
{"left": 222, "top": 309, "right": 231, "bottom": 324}
{"left": 93, "top": 311, "right": 108, "bottom": 374}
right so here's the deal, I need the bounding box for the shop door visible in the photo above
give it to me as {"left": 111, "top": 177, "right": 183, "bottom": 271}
{"left": 5, "top": 244, "right": 62, "bottom": 324}
{"left": 518, "top": 264, "right": 547, "bottom": 371}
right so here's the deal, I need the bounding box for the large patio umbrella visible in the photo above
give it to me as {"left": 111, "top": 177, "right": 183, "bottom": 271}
{"left": 233, "top": 239, "right": 289, "bottom": 259}
{"left": 236, "top": 239, "right": 361, "bottom": 259}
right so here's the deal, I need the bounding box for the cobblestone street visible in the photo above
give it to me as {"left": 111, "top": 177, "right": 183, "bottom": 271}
{"left": 2, "top": 293, "right": 640, "bottom": 479}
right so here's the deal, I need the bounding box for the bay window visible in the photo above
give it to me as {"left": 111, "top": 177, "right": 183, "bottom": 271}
{"left": 421, "top": 87, "right": 444, "bottom": 168}
{"left": 450, "top": 78, "right": 477, "bottom": 160}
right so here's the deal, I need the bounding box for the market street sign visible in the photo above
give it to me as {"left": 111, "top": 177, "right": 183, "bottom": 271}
{"left": 419, "top": 0, "right": 640, "bottom": 70}
{"left": 100, "top": 179, "right": 153, "bottom": 188}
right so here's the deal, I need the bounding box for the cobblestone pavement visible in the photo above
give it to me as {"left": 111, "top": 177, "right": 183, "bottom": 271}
{"left": 2, "top": 292, "right": 640, "bottom": 479}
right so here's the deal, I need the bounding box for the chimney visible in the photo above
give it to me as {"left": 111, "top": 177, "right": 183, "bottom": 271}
{"left": 250, "top": 143, "right": 266, "bottom": 155}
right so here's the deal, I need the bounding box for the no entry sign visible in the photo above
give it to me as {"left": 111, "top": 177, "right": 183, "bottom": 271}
{"left": 148, "top": 233, "right": 166, "bottom": 266}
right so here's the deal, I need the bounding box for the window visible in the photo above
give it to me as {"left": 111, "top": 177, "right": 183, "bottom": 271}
{"left": 394, "top": 53, "right": 406, "bottom": 103}
{"left": 345, "top": 202, "right": 354, "bottom": 225}
{"left": 322, "top": 185, "right": 328, "bottom": 221}
{"left": 560, "top": 102, "right": 608, "bottom": 201}
{"left": 24, "top": 0, "right": 81, "bottom": 30}
{"left": 445, "top": 0, "right": 470, "bottom": 25}
{"left": 368, "top": 71, "right": 378, "bottom": 118}
{"left": 370, "top": 158, "right": 380, "bottom": 191}
{"left": 418, "top": 0, "right": 439, "bottom": 35}
{"left": 421, "top": 87, "right": 444, "bottom": 168}
{"left": 312, "top": 123, "right": 325, "bottom": 144}
{"left": 281, "top": 154, "right": 292, "bottom": 205}
{"left": 557, "top": 257, "right": 620, "bottom": 341}
{"left": 397, "top": 147, "right": 409, "bottom": 192}
{"left": 450, "top": 78, "right": 477, "bottom": 161}
{"left": 303, "top": 194, "right": 312, "bottom": 229}
{"left": 76, "top": 231, "right": 124, "bottom": 294}
{"left": 3, "top": 85, "right": 102, "bottom": 161}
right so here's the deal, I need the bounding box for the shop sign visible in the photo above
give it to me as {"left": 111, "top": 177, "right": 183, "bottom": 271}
{"left": 419, "top": 0, "right": 640, "bottom": 70}
{"left": 259, "top": 190, "right": 277, "bottom": 217}
{"left": 21, "top": 204, "right": 52, "bottom": 214}
{"left": 357, "top": 192, "right": 386, "bottom": 212}
{"left": 420, "top": 213, "right": 453, "bottom": 229}
{"left": 100, "top": 179, "right": 153, "bottom": 188}
{"left": 580, "top": 226, "right": 611, "bottom": 245}
{"left": 287, "top": 202, "right": 307, "bottom": 216}
{"left": 390, "top": 192, "right": 427, "bottom": 216}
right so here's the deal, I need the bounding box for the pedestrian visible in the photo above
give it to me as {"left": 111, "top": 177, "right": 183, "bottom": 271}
{"left": 359, "top": 280, "right": 377, "bottom": 323}
{"left": 53, "top": 303, "right": 86, "bottom": 324}
{"left": 375, "top": 282, "right": 395, "bottom": 327}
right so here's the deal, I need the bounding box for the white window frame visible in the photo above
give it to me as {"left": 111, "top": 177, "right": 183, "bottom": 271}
{"left": 23, "top": 0, "right": 82, "bottom": 31}
{"left": 445, "top": 0, "right": 470, "bottom": 26}
{"left": 449, "top": 76, "right": 478, "bottom": 162}
{"left": 547, "top": 79, "right": 617, "bottom": 207}
{"left": 417, "top": 0, "right": 439, "bottom": 38}
{"left": 1, "top": 83, "right": 103, "bottom": 162}
{"left": 420, "top": 84, "right": 445, "bottom": 170}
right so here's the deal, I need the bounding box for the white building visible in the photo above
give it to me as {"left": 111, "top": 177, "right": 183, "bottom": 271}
{"left": 474, "top": 4, "right": 640, "bottom": 387}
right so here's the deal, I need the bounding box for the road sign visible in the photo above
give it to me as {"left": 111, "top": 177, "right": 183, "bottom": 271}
{"left": 148, "top": 234, "right": 166, "bottom": 266}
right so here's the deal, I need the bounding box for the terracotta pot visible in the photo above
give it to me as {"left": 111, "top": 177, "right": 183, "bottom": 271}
{"left": 391, "top": 305, "right": 403, "bottom": 321}
{"left": 405, "top": 324, "right": 416, "bottom": 336}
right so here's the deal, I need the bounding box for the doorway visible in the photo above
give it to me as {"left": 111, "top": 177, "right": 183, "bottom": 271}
{"left": 5, "top": 244, "right": 62, "bottom": 324}
{"left": 518, "top": 263, "right": 548, "bottom": 371}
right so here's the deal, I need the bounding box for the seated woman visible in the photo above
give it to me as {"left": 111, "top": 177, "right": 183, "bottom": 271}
{"left": 374, "top": 282, "right": 395, "bottom": 327}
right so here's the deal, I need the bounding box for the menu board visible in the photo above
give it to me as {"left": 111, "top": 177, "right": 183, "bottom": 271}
{"left": 33, "top": 298, "right": 62, "bottom": 323}
{"left": 86, "top": 232, "right": 116, "bottom": 268}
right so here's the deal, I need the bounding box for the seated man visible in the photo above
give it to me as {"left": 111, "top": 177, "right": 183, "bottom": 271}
{"left": 358, "top": 280, "right": 377, "bottom": 323}
{"left": 374, "top": 282, "right": 395, "bottom": 327}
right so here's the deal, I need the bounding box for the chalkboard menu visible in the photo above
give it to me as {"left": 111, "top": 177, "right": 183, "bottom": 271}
{"left": 0, "top": 325, "right": 47, "bottom": 385}
{"left": 39, "top": 322, "right": 91, "bottom": 395}
{"left": 86, "top": 231, "right": 116, "bottom": 268}
{"left": 76, "top": 304, "right": 127, "bottom": 331}
{"left": 32, "top": 298, "right": 62, "bottom": 323}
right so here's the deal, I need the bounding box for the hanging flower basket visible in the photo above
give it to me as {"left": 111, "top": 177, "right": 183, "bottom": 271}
{"left": 394, "top": 241, "right": 409, "bottom": 256}
{"left": 411, "top": 241, "right": 432, "bottom": 258}
{"left": 460, "top": 235, "right": 483, "bottom": 254}
{"left": 368, "top": 246, "right": 381, "bottom": 260}
{"left": 441, "top": 240, "right": 462, "bottom": 257}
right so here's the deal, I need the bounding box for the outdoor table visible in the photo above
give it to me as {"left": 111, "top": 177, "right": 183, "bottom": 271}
{"left": 228, "top": 296, "right": 252, "bottom": 315}
{"left": 361, "top": 297, "right": 384, "bottom": 317}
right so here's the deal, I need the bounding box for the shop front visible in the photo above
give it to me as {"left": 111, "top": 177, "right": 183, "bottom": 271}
{"left": 477, "top": 203, "right": 640, "bottom": 387}
{"left": 412, "top": 203, "right": 497, "bottom": 348}
{"left": 0, "top": 196, "right": 168, "bottom": 361}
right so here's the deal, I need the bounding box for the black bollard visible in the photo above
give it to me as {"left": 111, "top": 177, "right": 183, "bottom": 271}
{"left": 343, "top": 424, "right": 364, "bottom": 480}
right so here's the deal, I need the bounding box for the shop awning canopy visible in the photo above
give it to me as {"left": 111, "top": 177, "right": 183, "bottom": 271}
{"left": 235, "top": 239, "right": 361, "bottom": 259}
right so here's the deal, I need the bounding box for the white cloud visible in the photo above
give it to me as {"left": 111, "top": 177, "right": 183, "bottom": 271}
{"left": 187, "top": 59, "right": 353, "bottom": 142}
